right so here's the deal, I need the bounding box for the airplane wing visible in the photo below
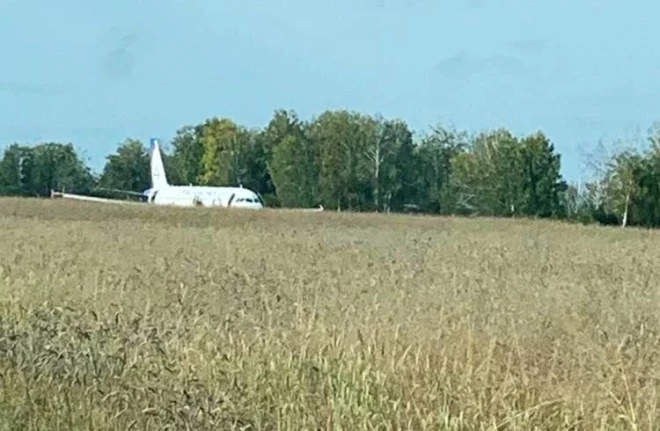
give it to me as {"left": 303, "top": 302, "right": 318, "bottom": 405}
{"left": 50, "top": 190, "right": 144, "bottom": 205}
{"left": 94, "top": 187, "right": 145, "bottom": 197}
{"left": 297, "top": 205, "right": 324, "bottom": 212}
{"left": 281, "top": 205, "right": 324, "bottom": 212}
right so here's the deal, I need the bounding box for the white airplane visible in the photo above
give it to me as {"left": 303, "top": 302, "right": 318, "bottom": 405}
{"left": 52, "top": 138, "right": 265, "bottom": 209}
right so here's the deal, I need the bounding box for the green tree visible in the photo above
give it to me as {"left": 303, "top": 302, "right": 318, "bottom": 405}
{"left": 0, "top": 144, "right": 29, "bottom": 195}
{"left": 413, "top": 125, "right": 468, "bottom": 213}
{"left": 448, "top": 129, "right": 522, "bottom": 216}
{"left": 594, "top": 125, "right": 660, "bottom": 228}
{"left": 0, "top": 143, "right": 92, "bottom": 197}
{"left": 244, "top": 131, "right": 275, "bottom": 198}
{"left": 261, "top": 109, "right": 303, "bottom": 165}
{"left": 98, "top": 139, "right": 150, "bottom": 193}
{"left": 601, "top": 151, "right": 645, "bottom": 227}
{"left": 27, "top": 143, "right": 93, "bottom": 196}
{"left": 446, "top": 129, "right": 565, "bottom": 218}
{"left": 309, "top": 110, "right": 374, "bottom": 210}
{"left": 170, "top": 125, "right": 205, "bottom": 185}
{"left": 518, "top": 131, "right": 565, "bottom": 217}
{"left": 269, "top": 132, "right": 319, "bottom": 207}
{"left": 199, "top": 118, "right": 238, "bottom": 185}
{"left": 633, "top": 127, "right": 660, "bottom": 227}
{"left": 364, "top": 116, "right": 415, "bottom": 212}
{"left": 260, "top": 109, "right": 309, "bottom": 205}
{"left": 198, "top": 117, "right": 266, "bottom": 193}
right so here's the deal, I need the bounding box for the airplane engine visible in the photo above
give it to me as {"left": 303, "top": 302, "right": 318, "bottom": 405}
{"left": 144, "top": 189, "right": 158, "bottom": 204}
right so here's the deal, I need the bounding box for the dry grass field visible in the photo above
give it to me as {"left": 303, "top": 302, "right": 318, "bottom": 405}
{"left": 1, "top": 197, "right": 660, "bottom": 430}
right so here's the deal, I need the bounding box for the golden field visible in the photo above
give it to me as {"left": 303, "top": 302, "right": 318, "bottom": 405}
{"left": 0, "top": 197, "right": 659, "bottom": 430}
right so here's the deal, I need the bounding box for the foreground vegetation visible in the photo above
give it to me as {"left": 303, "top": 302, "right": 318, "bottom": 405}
{"left": 1, "top": 198, "right": 659, "bottom": 429}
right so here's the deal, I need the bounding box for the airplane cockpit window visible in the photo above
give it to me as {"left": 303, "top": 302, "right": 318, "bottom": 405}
{"left": 231, "top": 195, "right": 262, "bottom": 205}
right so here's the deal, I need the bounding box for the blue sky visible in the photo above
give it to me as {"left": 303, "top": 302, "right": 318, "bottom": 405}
{"left": 1, "top": 0, "right": 658, "bottom": 182}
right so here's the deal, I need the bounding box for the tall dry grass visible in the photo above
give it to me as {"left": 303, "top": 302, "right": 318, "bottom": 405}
{"left": 1, "top": 197, "right": 659, "bottom": 429}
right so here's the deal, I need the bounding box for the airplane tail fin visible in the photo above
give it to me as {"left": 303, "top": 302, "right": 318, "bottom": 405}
{"left": 149, "top": 138, "right": 169, "bottom": 188}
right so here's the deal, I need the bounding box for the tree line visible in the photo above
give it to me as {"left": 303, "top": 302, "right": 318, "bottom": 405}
{"left": 1, "top": 109, "right": 660, "bottom": 228}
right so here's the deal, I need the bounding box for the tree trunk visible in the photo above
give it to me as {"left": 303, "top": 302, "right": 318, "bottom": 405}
{"left": 622, "top": 192, "right": 630, "bottom": 227}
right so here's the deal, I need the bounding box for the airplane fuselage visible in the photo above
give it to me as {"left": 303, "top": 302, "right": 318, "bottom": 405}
{"left": 145, "top": 185, "right": 264, "bottom": 209}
